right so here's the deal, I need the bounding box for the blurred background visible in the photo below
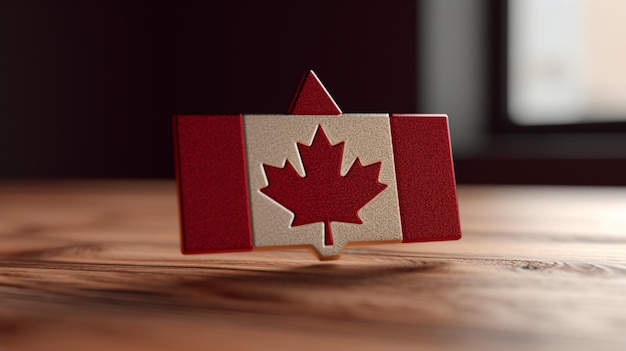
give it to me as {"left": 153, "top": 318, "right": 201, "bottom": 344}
{"left": 2, "top": 0, "right": 625, "bottom": 184}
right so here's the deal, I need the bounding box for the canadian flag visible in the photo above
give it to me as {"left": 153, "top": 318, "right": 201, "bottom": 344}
{"left": 174, "top": 71, "right": 461, "bottom": 259}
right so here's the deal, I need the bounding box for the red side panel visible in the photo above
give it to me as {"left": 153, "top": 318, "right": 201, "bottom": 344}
{"left": 389, "top": 115, "right": 461, "bottom": 242}
{"left": 173, "top": 114, "right": 253, "bottom": 253}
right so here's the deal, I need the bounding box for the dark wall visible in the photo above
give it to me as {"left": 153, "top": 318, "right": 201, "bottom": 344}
{"left": 1, "top": 0, "right": 417, "bottom": 178}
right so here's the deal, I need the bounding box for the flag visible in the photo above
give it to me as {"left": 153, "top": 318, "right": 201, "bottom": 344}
{"left": 173, "top": 71, "right": 461, "bottom": 260}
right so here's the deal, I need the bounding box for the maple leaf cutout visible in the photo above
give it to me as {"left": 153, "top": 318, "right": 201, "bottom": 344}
{"left": 260, "top": 125, "right": 388, "bottom": 246}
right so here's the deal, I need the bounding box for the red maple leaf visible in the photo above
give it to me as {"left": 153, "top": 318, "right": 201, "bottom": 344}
{"left": 260, "top": 125, "right": 388, "bottom": 246}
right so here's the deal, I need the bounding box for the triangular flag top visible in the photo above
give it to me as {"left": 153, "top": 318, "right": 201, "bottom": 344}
{"left": 173, "top": 71, "right": 461, "bottom": 260}
{"left": 288, "top": 70, "right": 342, "bottom": 115}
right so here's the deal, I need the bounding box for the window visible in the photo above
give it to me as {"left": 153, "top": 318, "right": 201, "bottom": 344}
{"left": 442, "top": 0, "right": 626, "bottom": 185}
{"left": 508, "top": 0, "right": 626, "bottom": 126}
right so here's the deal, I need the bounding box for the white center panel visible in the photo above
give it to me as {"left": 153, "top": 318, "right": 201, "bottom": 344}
{"left": 243, "top": 114, "right": 403, "bottom": 258}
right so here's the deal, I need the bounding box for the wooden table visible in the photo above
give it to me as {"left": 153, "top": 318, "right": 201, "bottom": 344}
{"left": 1, "top": 181, "right": 625, "bottom": 350}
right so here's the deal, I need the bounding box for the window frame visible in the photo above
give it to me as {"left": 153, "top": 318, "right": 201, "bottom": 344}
{"left": 449, "top": 1, "right": 626, "bottom": 186}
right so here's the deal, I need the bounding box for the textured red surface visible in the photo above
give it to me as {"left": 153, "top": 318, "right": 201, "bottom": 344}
{"left": 390, "top": 115, "right": 461, "bottom": 242}
{"left": 260, "top": 126, "right": 387, "bottom": 246}
{"left": 288, "top": 71, "right": 342, "bottom": 115}
{"left": 173, "top": 115, "right": 252, "bottom": 253}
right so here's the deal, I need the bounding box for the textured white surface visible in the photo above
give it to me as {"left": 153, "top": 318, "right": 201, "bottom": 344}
{"left": 243, "top": 114, "right": 403, "bottom": 258}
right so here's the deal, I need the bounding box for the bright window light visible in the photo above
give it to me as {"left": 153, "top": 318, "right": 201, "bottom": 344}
{"left": 509, "top": 0, "right": 626, "bottom": 125}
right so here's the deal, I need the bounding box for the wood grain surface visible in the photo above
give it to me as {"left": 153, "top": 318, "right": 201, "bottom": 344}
{"left": 1, "top": 180, "right": 625, "bottom": 350}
